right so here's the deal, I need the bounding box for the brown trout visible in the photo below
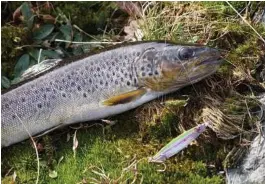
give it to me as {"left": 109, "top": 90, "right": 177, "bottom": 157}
{"left": 1, "top": 41, "right": 222, "bottom": 147}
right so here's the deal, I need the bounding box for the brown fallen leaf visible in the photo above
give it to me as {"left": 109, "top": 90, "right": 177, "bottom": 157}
{"left": 41, "top": 14, "right": 55, "bottom": 24}
{"left": 13, "top": 5, "right": 22, "bottom": 23}
{"left": 123, "top": 19, "right": 144, "bottom": 41}
{"left": 43, "top": 2, "right": 53, "bottom": 11}
{"left": 73, "top": 130, "right": 78, "bottom": 158}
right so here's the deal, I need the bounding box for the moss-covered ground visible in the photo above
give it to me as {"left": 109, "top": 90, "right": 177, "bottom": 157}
{"left": 1, "top": 1, "right": 265, "bottom": 184}
{"left": 2, "top": 107, "right": 225, "bottom": 184}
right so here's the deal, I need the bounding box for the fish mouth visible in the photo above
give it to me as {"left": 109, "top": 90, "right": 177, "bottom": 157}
{"left": 187, "top": 56, "right": 223, "bottom": 82}
{"left": 199, "top": 56, "right": 223, "bottom": 66}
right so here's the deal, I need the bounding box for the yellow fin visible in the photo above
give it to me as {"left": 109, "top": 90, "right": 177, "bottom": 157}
{"left": 102, "top": 88, "right": 147, "bottom": 106}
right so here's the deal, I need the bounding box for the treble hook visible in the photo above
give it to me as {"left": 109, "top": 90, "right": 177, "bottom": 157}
{"left": 156, "top": 162, "right": 167, "bottom": 172}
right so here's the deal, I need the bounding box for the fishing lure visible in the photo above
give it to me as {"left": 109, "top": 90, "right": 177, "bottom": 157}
{"left": 149, "top": 122, "right": 209, "bottom": 163}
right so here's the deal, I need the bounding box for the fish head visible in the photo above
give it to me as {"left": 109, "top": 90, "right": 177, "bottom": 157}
{"left": 135, "top": 43, "right": 222, "bottom": 92}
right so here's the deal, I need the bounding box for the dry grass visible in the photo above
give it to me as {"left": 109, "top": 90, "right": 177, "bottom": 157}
{"left": 2, "top": 2, "right": 265, "bottom": 183}
{"left": 86, "top": 157, "right": 144, "bottom": 184}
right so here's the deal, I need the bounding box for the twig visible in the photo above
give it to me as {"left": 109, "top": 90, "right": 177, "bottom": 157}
{"left": 54, "top": 39, "right": 122, "bottom": 45}
{"left": 73, "top": 24, "right": 98, "bottom": 40}
{"left": 244, "top": 99, "right": 252, "bottom": 120}
{"left": 15, "top": 45, "right": 42, "bottom": 49}
{"left": 37, "top": 48, "right": 43, "bottom": 64}
{"left": 73, "top": 130, "right": 78, "bottom": 158}
{"left": 4, "top": 167, "right": 14, "bottom": 177}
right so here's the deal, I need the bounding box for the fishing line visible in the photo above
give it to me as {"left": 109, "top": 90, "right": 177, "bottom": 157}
{"left": 178, "top": 58, "right": 200, "bottom": 97}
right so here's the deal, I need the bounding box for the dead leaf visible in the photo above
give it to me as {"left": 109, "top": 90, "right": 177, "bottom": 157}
{"left": 37, "top": 143, "right": 44, "bottom": 152}
{"left": 67, "top": 132, "right": 71, "bottom": 142}
{"left": 73, "top": 130, "right": 78, "bottom": 157}
{"left": 57, "top": 156, "right": 64, "bottom": 167}
{"left": 12, "top": 171, "right": 17, "bottom": 183}
{"left": 123, "top": 19, "right": 143, "bottom": 41}
{"left": 41, "top": 14, "right": 55, "bottom": 24}
{"left": 48, "top": 170, "right": 58, "bottom": 178}
{"left": 13, "top": 5, "right": 22, "bottom": 23}
{"left": 43, "top": 2, "right": 53, "bottom": 11}
{"left": 82, "top": 178, "right": 88, "bottom": 184}
{"left": 101, "top": 119, "right": 117, "bottom": 126}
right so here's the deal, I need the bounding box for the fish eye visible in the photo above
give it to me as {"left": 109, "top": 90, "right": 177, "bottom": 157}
{"left": 178, "top": 48, "right": 194, "bottom": 60}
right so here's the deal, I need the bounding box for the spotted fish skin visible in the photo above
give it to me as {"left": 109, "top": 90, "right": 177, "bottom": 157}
{"left": 1, "top": 41, "right": 222, "bottom": 147}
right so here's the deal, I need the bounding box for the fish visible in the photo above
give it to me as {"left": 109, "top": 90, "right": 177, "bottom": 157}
{"left": 149, "top": 122, "right": 209, "bottom": 163}
{"left": 1, "top": 41, "right": 222, "bottom": 147}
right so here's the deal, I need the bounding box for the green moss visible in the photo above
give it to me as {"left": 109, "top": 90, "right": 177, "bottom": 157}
{"left": 1, "top": 25, "right": 29, "bottom": 78}
{"left": 52, "top": 2, "right": 123, "bottom": 35}
{"left": 165, "top": 99, "right": 188, "bottom": 108}
{"left": 228, "top": 36, "right": 264, "bottom": 63}
{"left": 2, "top": 115, "right": 225, "bottom": 183}
{"left": 148, "top": 112, "right": 177, "bottom": 140}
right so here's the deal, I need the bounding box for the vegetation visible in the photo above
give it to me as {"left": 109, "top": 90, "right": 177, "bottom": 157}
{"left": 1, "top": 1, "right": 264, "bottom": 183}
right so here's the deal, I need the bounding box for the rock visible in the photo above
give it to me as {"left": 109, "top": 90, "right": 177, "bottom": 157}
{"left": 226, "top": 94, "right": 265, "bottom": 184}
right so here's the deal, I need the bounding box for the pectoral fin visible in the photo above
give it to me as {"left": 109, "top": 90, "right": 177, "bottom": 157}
{"left": 102, "top": 88, "right": 147, "bottom": 106}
